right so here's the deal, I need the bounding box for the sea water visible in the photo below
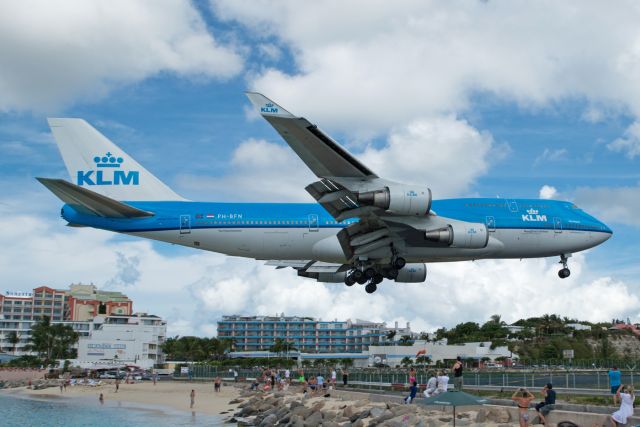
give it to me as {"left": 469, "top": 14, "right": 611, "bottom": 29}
{"left": 0, "top": 393, "right": 224, "bottom": 427}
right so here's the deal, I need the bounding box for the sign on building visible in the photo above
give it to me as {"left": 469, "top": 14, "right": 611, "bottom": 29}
{"left": 562, "top": 349, "right": 574, "bottom": 359}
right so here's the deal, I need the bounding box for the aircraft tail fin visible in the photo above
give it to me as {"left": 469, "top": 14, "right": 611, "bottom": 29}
{"left": 47, "top": 118, "right": 184, "bottom": 201}
{"left": 37, "top": 178, "right": 154, "bottom": 218}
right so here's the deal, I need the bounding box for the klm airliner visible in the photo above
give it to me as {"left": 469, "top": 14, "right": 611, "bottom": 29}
{"left": 38, "top": 93, "right": 612, "bottom": 294}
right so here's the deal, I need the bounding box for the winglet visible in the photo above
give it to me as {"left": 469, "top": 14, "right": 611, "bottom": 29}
{"left": 245, "top": 92, "right": 296, "bottom": 118}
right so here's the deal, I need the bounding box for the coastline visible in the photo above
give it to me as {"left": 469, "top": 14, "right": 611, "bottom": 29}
{"left": 6, "top": 380, "right": 241, "bottom": 418}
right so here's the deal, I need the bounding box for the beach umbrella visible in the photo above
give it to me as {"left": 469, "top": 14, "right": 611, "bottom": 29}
{"left": 417, "top": 391, "right": 487, "bottom": 426}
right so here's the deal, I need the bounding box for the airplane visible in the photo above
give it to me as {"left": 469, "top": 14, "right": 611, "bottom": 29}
{"left": 37, "top": 93, "right": 613, "bottom": 294}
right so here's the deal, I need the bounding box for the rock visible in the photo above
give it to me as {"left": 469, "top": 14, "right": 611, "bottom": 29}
{"left": 311, "top": 401, "right": 325, "bottom": 412}
{"left": 323, "top": 422, "right": 340, "bottom": 427}
{"left": 474, "top": 410, "right": 486, "bottom": 423}
{"left": 355, "top": 400, "right": 368, "bottom": 407}
{"left": 259, "top": 414, "right": 279, "bottom": 427}
{"left": 304, "top": 411, "right": 323, "bottom": 426}
{"left": 237, "top": 416, "right": 258, "bottom": 426}
{"left": 370, "top": 407, "right": 385, "bottom": 418}
{"left": 374, "top": 409, "right": 394, "bottom": 424}
{"left": 455, "top": 419, "right": 471, "bottom": 426}
{"left": 229, "top": 398, "right": 244, "bottom": 404}
{"left": 289, "top": 401, "right": 304, "bottom": 410}
{"left": 390, "top": 405, "right": 414, "bottom": 417}
{"left": 342, "top": 406, "right": 355, "bottom": 418}
{"left": 291, "top": 406, "right": 312, "bottom": 419}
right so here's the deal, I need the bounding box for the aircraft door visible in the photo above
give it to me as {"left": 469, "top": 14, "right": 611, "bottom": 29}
{"left": 179, "top": 214, "right": 191, "bottom": 234}
{"left": 308, "top": 214, "right": 319, "bottom": 232}
{"left": 485, "top": 216, "right": 496, "bottom": 232}
{"left": 553, "top": 217, "right": 562, "bottom": 233}
{"left": 507, "top": 200, "right": 519, "bottom": 212}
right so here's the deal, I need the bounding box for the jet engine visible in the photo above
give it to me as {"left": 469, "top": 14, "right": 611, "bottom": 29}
{"left": 394, "top": 263, "right": 427, "bottom": 283}
{"left": 358, "top": 185, "right": 432, "bottom": 216}
{"left": 424, "top": 222, "right": 489, "bottom": 249}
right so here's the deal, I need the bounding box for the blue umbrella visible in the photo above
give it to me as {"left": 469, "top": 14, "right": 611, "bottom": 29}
{"left": 418, "top": 391, "right": 488, "bottom": 426}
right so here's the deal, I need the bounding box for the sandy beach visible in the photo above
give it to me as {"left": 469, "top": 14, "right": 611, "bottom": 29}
{"left": 17, "top": 380, "right": 241, "bottom": 417}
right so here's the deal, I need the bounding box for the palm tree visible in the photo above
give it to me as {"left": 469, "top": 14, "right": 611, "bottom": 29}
{"left": 386, "top": 330, "right": 397, "bottom": 343}
{"left": 8, "top": 331, "right": 20, "bottom": 355}
{"left": 398, "top": 335, "right": 413, "bottom": 346}
{"left": 400, "top": 356, "right": 413, "bottom": 367}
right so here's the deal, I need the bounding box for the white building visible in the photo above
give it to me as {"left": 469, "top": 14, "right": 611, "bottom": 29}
{"left": 74, "top": 313, "right": 166, "bottom": 369}
{"left": 365, "top": 341, "right": 515, "bottom": 367}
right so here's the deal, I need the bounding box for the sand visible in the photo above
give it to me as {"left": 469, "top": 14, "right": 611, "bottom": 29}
{"left": 18, "top": 380, "right": 240, "bottom": 417}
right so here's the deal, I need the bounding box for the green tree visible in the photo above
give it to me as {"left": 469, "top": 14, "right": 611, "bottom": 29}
{"left": 400, "top": 356, "right": 413, "bottom": 367}
{"left": 28, "top": 317, "right": 79, "bottom": 364}
{"left": 398, "top": 335, "right": 413, "bottom": 346}
{"left": 8, "top": 331, "right": 20, "bottom": 355}
{"left": 386, "top": 330, "right": 397, "bottom": 343}
{"left": 340, "top": 358, "right": 354, "bottom": 368}
{"left": 415, "top": 355, "right": 431, "bottom": 365}
{"left": 269, "top": 338, "right": 297, "bottom": 356}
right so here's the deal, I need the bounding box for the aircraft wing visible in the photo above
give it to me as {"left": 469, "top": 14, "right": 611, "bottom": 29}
{"left": 247, "top": 92, "right": 432, "bottom": 262}
{"left": 246, "top": 92, "right": 377, "bottom": 179}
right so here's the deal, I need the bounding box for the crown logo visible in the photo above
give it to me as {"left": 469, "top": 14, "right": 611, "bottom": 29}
{"left": 93, "top": 152, "right": 124, "bottom": 168}
{"left": 527, "top": 208, "right": 539, "bottom": 215}
{"left": 265, "top": 103, "right": 274, "bottom": 108}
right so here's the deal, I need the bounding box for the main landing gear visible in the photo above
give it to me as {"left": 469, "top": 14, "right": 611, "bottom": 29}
{"left": 344, "top": 257, "right": 406, "bottom": 293}
{"left": 558, "top": 254, "right": 571, "bottom": 279}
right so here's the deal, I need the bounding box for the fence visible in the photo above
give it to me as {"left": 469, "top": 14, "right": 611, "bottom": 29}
{"left": 175, "top": 366, "right": 637, "bottom": 391}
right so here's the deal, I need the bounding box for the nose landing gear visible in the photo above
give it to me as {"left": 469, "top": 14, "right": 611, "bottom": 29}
{"left": 558, "top": 254, "right": 571, "bottom": 279}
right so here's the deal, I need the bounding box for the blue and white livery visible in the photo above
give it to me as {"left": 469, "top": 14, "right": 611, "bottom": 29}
{"left": 38, "top": 93, "right": 612, "bottom": 293}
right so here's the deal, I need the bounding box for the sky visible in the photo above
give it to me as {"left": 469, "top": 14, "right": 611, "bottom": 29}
{"left": 2, "top": 0, "right": 640, "bottom": 337}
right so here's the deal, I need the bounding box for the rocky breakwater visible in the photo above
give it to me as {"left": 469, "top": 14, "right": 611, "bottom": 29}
{"left": 228, "top": 388, "right": 518, "bottom": 427}
{"left": 0, "top": 378, "right": 61, "bottom": 390}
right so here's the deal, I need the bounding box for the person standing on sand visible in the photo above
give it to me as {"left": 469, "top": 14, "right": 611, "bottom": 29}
{"left": 342, "top": 368, "right": 348, "bottom": 387}
{"left": 452, "top": 356, "right": 463, "bottom": 390}
{"left": 115, "top": 378, "right": 120, "bottom": 393}
{"left": 190, "top": 389, "right": 196, "bottom": 409}
{"left": 511, "top": 388, "right": 535, "bottom": 427}
{"left": 214, "top": 376, "right": 221, "bottom": 392}
{"left": 99, "top": 393, "right": 104, "bottom": 404}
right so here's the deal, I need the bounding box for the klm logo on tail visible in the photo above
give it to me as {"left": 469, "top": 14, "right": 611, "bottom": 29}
{"left": 76, "top": 152, "right": 139, "bottom": 186}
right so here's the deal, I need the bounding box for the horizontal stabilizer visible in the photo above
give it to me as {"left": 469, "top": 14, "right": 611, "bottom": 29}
{"left": 37, "top": 178, "right": 154, "bottom": 218}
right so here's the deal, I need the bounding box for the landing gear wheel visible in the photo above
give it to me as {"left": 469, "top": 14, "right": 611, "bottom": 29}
{"left": 365, "top": 283, "right": 378, "bottom": 294}
{"left": 352, "top": 269, "right": 364, "bottom": 281}
{"left": 393, "top": 257, "right": 406, "bottom": 269}
{"left": 344, "top": 275, "right": 356, "bottom": 286}
{"left": 356, "top": 275, "right": 368, "bottom": 285}
{"left": 558, "top": 254, "right": 571, "bottom": 279}
{"left": 364, "top": 268, "right": 377, "bottom": 279}
{"left": 385, "top": 268, "right": 399, "bottom": 280}
{"left": 371, "top": 274, "right": 384, "bottom": 285}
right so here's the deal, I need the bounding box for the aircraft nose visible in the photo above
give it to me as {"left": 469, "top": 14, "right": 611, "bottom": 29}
{"left": 594, "top": 219, "right": 613, "bottom": 243}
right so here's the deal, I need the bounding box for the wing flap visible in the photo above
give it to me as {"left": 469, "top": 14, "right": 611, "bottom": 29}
{"left": 37, "top": 178, "right": 154, "bottom": 218}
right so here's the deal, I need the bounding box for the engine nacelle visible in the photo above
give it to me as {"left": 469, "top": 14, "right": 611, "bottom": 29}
{"left": 424, "top": 222, "right": 489, "bottom": 249}
{"left": 358, "top": 185, "right": 432, "bottom": 216}
{"left": 395, "top": 263, "right": 427, "bottom": 283}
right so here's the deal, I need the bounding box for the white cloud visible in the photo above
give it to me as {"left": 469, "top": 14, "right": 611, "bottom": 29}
{"left": 574, "top": 185, "right": 640, "bottom": 226}
{"left": 214, "top": 1, "right": 640, "bottom": 139}
{"left": 539, "top": 185, "right": 558, "bottom": 200}
{"left": 608, "top": 121, "right": 640, "bottom": 159}
{"left": 534, "top": 148, "right": 568, "bottom": 167}
{"left": 360, "top": 117, "right": 494, "bottom": 196}
{"left": 0, "top": 0, "right": 244, "bottom": 111}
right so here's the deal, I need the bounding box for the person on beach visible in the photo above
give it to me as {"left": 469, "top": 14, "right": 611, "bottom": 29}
{"left": 609, "top": 366, "right": 621, "bottom": 405}
{"left": 190, "top": 389, "right": 195, "bottom": 409}
{"left": 59, "top": 382, "right": 63, "bottom": 393}
{"left": 423, "top": 371, "right": 437, "bottom": 398}
{"left": 511, "top": 388, "right": 535, "bottom": 427}
{"left": 404, "top": 381, "right": 418, "bottom": 404}
{"left": 99, "top": 393, "right": 104, "bottom": 404}
{"left": 534, "top": 383, "right": 556, "bottom": 426}
{"left": 284, "top": 368, "right": 290, "bottom": 384}
{"left": 331, "top": 368, "right": 337, "bottom": 388}
{"left": 610, "top": 384, "right": 635, "bottom": 427}
{"left": 452, "top": 356, "right": 464, "bottom": 390}
{"left": 409, "top": 367, "right": 417, "bottom": 385}
{"left": 214, "top": 376, "right": 221, "bottom": 392}
{"left": 435, "top": 370, "right": 449, "bottom": 395}
{"left": 233, "top": 369, "right": 238, "bottom": 382}
{"left": 342, "top": 368, "right": 348, "bottom": 387}
{"left": 115, "top": 378, "right": 120, "bottom": 393}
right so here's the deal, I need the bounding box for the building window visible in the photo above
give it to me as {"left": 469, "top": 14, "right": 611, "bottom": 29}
{"left": 98, "top": 304, "right": 107, "bottom": 315}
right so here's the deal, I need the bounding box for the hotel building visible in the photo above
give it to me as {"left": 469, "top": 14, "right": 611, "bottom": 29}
{"left": 217, "top": 315, "right": 413, "bottom": 353}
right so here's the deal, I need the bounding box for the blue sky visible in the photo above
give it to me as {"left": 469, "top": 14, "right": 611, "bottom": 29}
{"left": 1, "top": 1, "right": 640, "bottom": 335}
